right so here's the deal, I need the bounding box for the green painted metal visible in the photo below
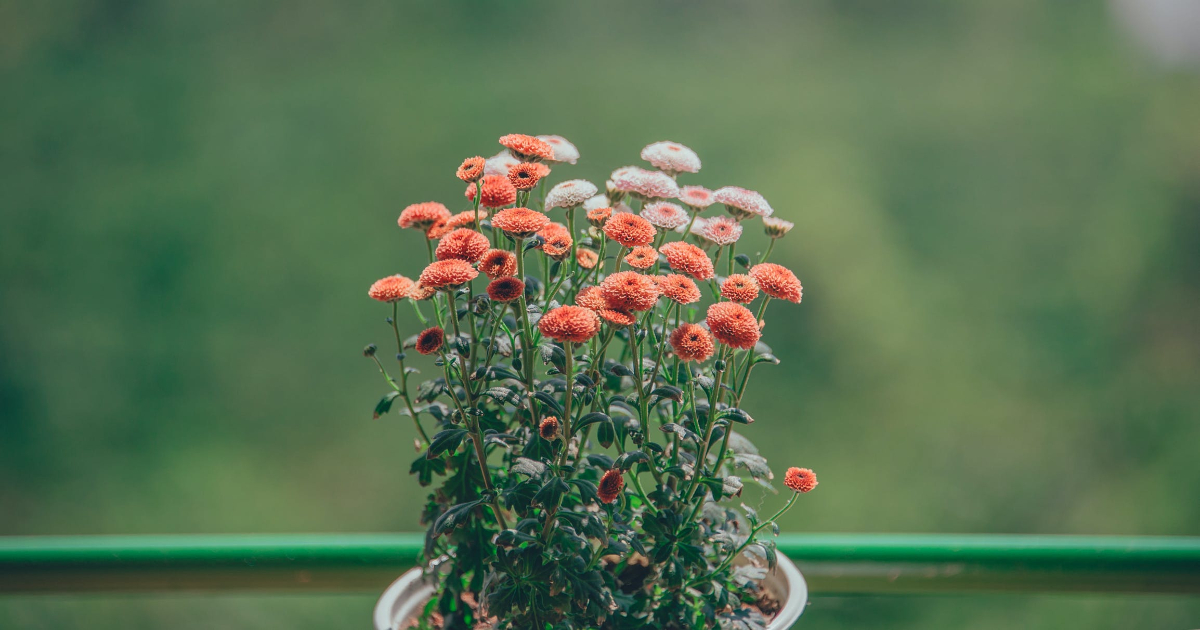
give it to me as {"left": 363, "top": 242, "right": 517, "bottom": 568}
{"left": 0, "top": 533, "right": 1197, "bottom": 595}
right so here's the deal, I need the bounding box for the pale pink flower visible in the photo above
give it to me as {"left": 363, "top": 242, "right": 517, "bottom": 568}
{"left": 611, "top": 166, "right": 680, "bottom": 200}
{"left": 640, "top": 201, "right": 690, "bottom": 230}
{"left": 702, "top": 216, "right": 742, "bottom": 246}
{"left": 678, "top": 185, "right": 716, "bottom": 210}
{"left": 545, "top": 179, "right": 599, "bottom": 210}
{"left": 537, "top": 135, "right": 580, "bottom": 165}
{"left": 713, "top": 186, "right": 773, "bottom": 219}
{"left": 641, "top": 141, "right": 701, "bottom": 175}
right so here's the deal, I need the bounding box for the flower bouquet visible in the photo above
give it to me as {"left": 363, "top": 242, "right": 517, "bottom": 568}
{"left": 365, "top": 134, "right": 816, "bottom": 630}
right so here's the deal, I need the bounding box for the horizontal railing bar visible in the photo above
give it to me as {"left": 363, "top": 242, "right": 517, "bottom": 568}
{"left": 1, "top": 533, "right": 1197, "bottom": 595}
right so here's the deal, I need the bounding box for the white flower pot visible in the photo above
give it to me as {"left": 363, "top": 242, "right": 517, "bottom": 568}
{"left": 373, "top": 554, "right": 807, "bottom": 629}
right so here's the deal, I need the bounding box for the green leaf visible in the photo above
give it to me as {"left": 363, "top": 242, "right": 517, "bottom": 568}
{"left": 586, "top": 454, "right": 614, "bottom": 469}
{"left": 510, "top": 457, "right": 547, "bottom": 477}
{"left": 534, "top": 476, "right": 570, "bottom": 507}
{"left": 532, "top": 392, "right": 565, "bottom": 418}
{"left": 650, "top": 386, "right": 684, "bottom": 403}
{"left": 573, "top": 412, "right": 612, "bottom": 434}
{"left": 409, "top": 454, "right": 446, "bottom": 486}
{"left": 716, "top": 407, "right": 755, "bottom": 424}
{"left": 432, "top": 499, "right": 483, "bottom": 536}
{"left": 614, "top": 450, "right": 649, "bottom": 472}
{"left": 734, "top": 253, "right": 751, "bottom": 269}
{"left": 373, "top": 391, "right": 400, "bottom": 419}
{"left": 426, "top": 428, "right": 469, "bottom": 459}
{"left": 481, "top": 387, "right": 521, "bottom": 406}
{"left": 597, "top": 420, "right": 616, "bottom": 448}
{"left": 660, "top": 422, "right": 700, "bottom": 442}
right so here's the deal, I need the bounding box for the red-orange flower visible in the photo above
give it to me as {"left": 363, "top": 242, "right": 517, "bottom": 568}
{"left": 601, "top": 271, "right": 659, "bottom": 312}
{"left": 456, "top": 156, "right": 485, "bottom": 182}
{"left": 576, "top": 248, "right": 599, "bottom": 269}
{"left": 597, "top": 308, "right": 636, "bottom": 327}
{"left": 586, "top": 206, "right": 613, "bottom": 228}
{"left": 427, "top": 210, "right": 486, "bottom": 239}
{"left": 538, "top": 222, "right": 570, "bottom": 241}
{"left": 465, "top": 174, "right": 518, "bottom": 209}
{"left": 539, "top": 416, "right": 560, "bottom": 440}
{"left": 398, "top": 202, "right": 451, "bottom": 231}
{"left": 658, "top": 274, "right": 701, "bottom": 305}
{"left": 721, "top": 274, "right": 759, "bottom": 304}
{"left": 435, "top": 228, "right": 490, "bottom": 263}
{"left": 487, "top": 277, "right": 525, "bottom": 303}
{"left": 749, "top": 263, "right": 803, "bottom": 303}
{"left": 603, "top": 212, "right": 657, "bottom": 248}
{"left": 624, "top": 246, "right": 658, "bottom": 270}
{"left": 538, "top": 305, "right": 601, "bottom": 343}
{"left": 574, "top": 286, "right": 608, "bottom": 311}
{"left": 499, "top": 134, "right": 555, "bottom": 162}
{"left": 409, "top": 282, "right": 437, "bottom": 301}
{"left": 415, "top": 327, "right": 445, "bottom": 355}
{"left": 492, "top": 207, "right": 550, "bottom": 238}
{"left": 660, "top": 241, "right": 714, "bottom": 281}
{"left": 478, "top": 249, "right": 517, "bottom": 279}
{"left": 508, "top": 162, "right": 550, "bottom": 191}
{"left": 784, "top": 467, "right": 818, "bottom": 493}
{"left": 368, "top": 275, "right": 415, "bottom": 302}
{"left": 597, "top": 468, "right": 624, "bottom": 504}
{"left": 542, "top": 233, "right": 572, "bottom": 261}
{"left": 706, "top": 302, "right": 761, "bottom": 349}
{"left": 670, "top": 323, "right": 715, "bottom": 362}
{"left": 419, "top": 259, "right": 479, "bottom": 289}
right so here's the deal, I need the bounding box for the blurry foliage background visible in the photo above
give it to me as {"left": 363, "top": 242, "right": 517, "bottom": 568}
{"left": 2, "top": 0, "right": 1199, "bottom": 628}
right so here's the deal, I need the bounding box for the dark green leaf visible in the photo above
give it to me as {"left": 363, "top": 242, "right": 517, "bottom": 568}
{"left": 573, "top": 412, "right": 612, "bottom": 434}
{"left": 373, "top": 391, "right": 400, "bottom": 419}
{"left": 426, "top": 428, "right": 469, "bottom": 459}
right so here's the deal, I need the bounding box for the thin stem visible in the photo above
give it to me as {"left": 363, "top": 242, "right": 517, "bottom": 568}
{"left": 759, "top": 238, "right": 776, "bottom": 264}
{"left": 689, "top": 492, "right": 799, "bottom": 586}
{"left": 557, "top": 342, "right": 574, "bottom": 467}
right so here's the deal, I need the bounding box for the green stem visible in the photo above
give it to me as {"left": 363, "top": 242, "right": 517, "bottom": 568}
{"left": 759, "top": 238, "right": 776, "bottom": 264}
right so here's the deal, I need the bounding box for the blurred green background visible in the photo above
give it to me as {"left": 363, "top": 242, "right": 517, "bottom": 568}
{"left": 2, "top": 0, "right": 1198, "bottom": 628}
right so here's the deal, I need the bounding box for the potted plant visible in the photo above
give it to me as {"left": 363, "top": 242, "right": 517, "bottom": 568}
{"left": 365, "top": 135, "right": 817, "bottom": 630}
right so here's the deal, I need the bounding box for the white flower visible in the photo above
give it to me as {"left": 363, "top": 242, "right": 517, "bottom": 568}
{"left": 484, "top": 151, "right": 520, "bottom": 178}
{"left": 583, "top": 194, "right": 610, "bottom": 211}
{"left": 537, "top": 135, "right": 580, "bottom": 165}
{"left": 762, "top": 216, "right": 795, "bottom": 238}
{"left": 545, "top": 179, "right": 599, "bottom": 210}
{"left": 641, "top": 141, "right": 701, "bottom": 174}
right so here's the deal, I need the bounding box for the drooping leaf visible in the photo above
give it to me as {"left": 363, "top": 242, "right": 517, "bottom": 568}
{"left": 373, "top": 391, "right": 400, "bottom": 419}
{"left": 574, "top": 412, "right": 612, "bottom": 434}
{"left": 426, "top": 428, "right": 469, "bottom": 459}
{"left": 432, "top": 499, "right": 484, "bottom": 536}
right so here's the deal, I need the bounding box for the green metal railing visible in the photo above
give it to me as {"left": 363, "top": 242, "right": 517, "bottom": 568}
{"left": 1, "top": 534, "right": 1197, "bottom": 595}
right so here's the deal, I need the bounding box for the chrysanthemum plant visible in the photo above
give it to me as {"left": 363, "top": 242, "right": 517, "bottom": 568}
{"left": 366, "top": 135, "right": 815, "bottom": 630}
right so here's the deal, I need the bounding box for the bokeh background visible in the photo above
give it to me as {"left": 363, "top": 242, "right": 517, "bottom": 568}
{"left": 2, "top": 1, "right": 1199, "bottom": 628}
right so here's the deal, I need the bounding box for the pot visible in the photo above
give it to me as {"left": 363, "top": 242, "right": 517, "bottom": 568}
{"left": 373, "top": 554, "right": 807, "bottom": 629}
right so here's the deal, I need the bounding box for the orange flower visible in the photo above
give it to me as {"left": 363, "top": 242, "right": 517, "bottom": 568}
{"left": 706, "top": 302, "right": 761, "bottom": 349}
{"left": 538, "top": 222, "right": 570, "bottom": 241}
{"left": 492, "top": 207, "right": 550, "bottom": 238}
{"left": 427, "top": 210, "right": 486, "bottom": 239}
{"left": 597, "top": 308, "right": 636, "bottom": 327}
{"left": 539, "top": 416, "right": 560, "bottom": 440}
{"left": 784, "top": 467, "right": 818, "bottom": 493}
{"left": 603, "top": 212, "right": 657, "bottom": 248}
{"left": 749, "top": 263, "right": 802, "bottom": 303}
{"left": 586, "top": 206, "right": 613, "bottom": 228}
{"left": 409, "top": 282, "right": 437, "bottom": 301}
{"left": 657, "top": 274, "right": 701, "bottom": 305}
{"left": 538, "top": 305, "right": 601, "bottom": 343}
{"left": 660, "top": 241, "right": 714, "bottom": 281}
{"left": 508, "top": 162, "right": 550, "bottom": 191}
{"left": 597, "top": 468, "right": 624, "bottom": 504}
{"left": 486, "top": 277, "right": 525, "bottom": 303}
{"left": 542, "top": 234, "right": 572, "bottom": 261}
{"left": 669, "top": 323, "right": 715, "bottom": 362}
{"left": 478, "top": 249, "right": 517, "bottom": 279}
{"left": 720, "top": 274, "right": 759, "bottom": 304}
{"left": 419, "top": 259, "right": 479, "bottom": 289}
{"left": 435, "top": 228, "right": 490, "bottom": 263}
{"left": 574, "top": 286, "right": 608, "bottom": 311}
{"left": 465, "top": 174, "right": 518, "bottom": 209}
{"left": 456, "top": 156, "right": 485, "bottom": 182}
{"left": 624, "top": 246, "right": 658, "bottom": 270}
{"left": 576, "top": 248, "right": 599, "bottom": 269}
{"left": 415, "top": 327, "right": 445, "bottom": 355}
{"left": 398, "top": 202, "right": 451, "bottom": 231}
{"left": 499, "top": 134, "right": 555, "bottom": 162}
{"left": 368, "top": 275, "right": 415, "bottom": 302}
{"left": 601, "top": 271, "right": 660, "bottom": 312}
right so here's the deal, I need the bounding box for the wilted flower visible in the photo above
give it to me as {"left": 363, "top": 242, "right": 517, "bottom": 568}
{"left": 713, "top": 186, "right": 773, "bottom": 219}
{"left": 398, "top": 202, "right": 451, "bottom": 231}
{"left": 499, "top": 134, "right": 555, "bottom": 162}
{"left": 784, "top": 467, "right": 818, "bottom": 493}
{"left": 415, "top": 327, "right": 445, "bottom": 355}
{"left": 368, "top": 275, "right": 415, "bottom": 302}
{"left": 419, "top": 259, "right": 479, "bottom": 289}
{"left": 641, "top": 141, "right": 701, "bottom": 175}
{"left": 539, "top": 416, "right": 560, "bottom": 440}
{"left": 508, "top": 162, "right": 550, "bottom": 191}
{"left": 597, "top": 468, "right": 625, "bottom": 504}
{"left": 538, "top": 305, "right": 602, "bottom": 343}
{"left": 677, "top": 185, "right": 716, "bottom": 211}
{"left": 537, "top": 135, "right": 580, "bottom": 165}
{"left": 660, "top": 241, "right": 714, "bottom": 281}
{"left": 478, "top": 249, "right": 517, "bottom": 279}
{"left": 624, "top": 246, "right": 658, "bottom": 270}
{"left": 669, "top": 324, "right": 715, "bottom": 362}
{"left": 487, "top": 277, "right": 525, "bottom": 303}
{"left": 435, "top": 228, "right": 490, "bottom": 263}
{"left": 706, "top": 302, "right": 761, "bottom": 349}
{"left": 492, "top": 207, "right": 550, "bottom": 238}
{"left": 601, "top": 271, "right": 659, "bottom": 312}
{"left": 720, "top": 274, "right": 759, "bottom": 304}
{"left": 749, "top": 263, "right": 803, "bottom": 303}
{"left": 546, "top": 179, "right": 599, "bottom": 210}
{"left": 603, "top": 212, "right": 657, "bottom": 248}
{"left": 456, "top": 156, "right": 485, "bottom": 183}
{"left": 640, "top": 201, "right": 690, "bottom": 230}
{"left": 762, "top": 216, "right": 794, "bottom": 239}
